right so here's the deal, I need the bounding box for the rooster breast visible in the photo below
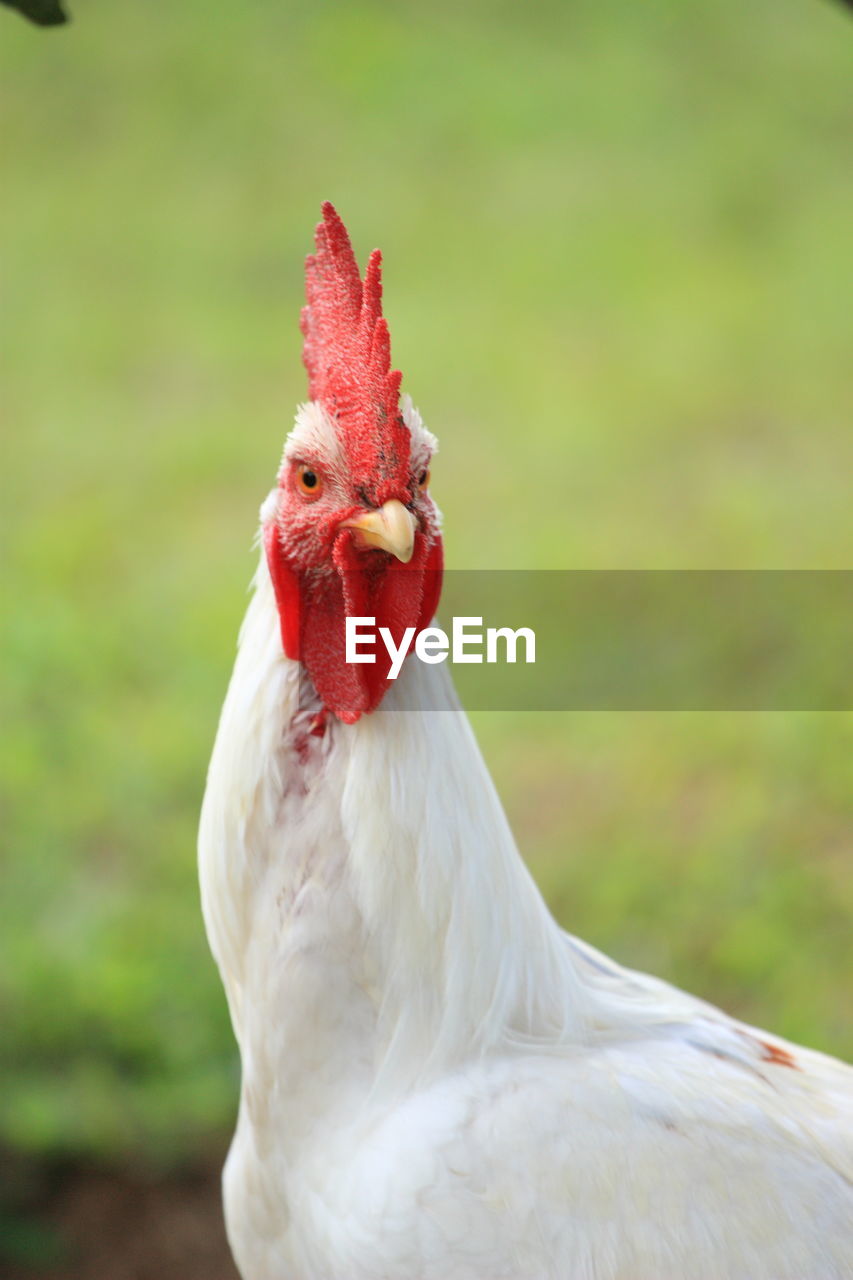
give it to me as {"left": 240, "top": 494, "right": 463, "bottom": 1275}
{"left": 225, "top": 1034, "right": 853, "bottom": 1280}
{"left": 315, "top": 1050, "right": 852, "bottom": 1280}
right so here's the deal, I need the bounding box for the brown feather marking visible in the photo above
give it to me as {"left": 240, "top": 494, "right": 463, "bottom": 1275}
{"left": 757, "top": 1038, "right": 800, "bottom": 1070}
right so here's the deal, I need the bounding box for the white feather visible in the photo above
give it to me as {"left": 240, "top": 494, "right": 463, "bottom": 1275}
{"left": 199, "top": 542, "right": 853, "bottom": 1280}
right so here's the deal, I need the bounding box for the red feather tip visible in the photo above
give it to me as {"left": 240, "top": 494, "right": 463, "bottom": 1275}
{"left": 301, "top": 203, "right": 407, "bottom": 470}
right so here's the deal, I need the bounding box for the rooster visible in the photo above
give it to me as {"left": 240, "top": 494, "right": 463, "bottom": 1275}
{"left": 199, "top": 203, "right": 852, "bottom": 1280}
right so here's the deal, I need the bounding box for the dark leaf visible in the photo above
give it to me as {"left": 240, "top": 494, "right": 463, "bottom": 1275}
{"left": 0, "top": 0, "right": 68, "bottom": 25}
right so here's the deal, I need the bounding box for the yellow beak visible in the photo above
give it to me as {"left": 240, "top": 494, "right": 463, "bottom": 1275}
{"left": 341, "top": 499, "right": 417, "bottom": 564}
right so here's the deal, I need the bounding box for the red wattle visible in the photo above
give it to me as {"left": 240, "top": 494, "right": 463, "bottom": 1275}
{"left": 264, "top": 523, "right": 301, "bottom": 660}
{"left": 266, "top": 523, "right": 444, "bottom": 723}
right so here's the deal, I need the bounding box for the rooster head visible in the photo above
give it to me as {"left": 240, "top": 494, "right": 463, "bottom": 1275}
{"left": 264, "top": 203, "right": 444, "bottom": 724}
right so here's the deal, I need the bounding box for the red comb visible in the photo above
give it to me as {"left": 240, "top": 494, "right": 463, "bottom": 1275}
{"left": 301, "top": 203, "right": 408, "bottom": 471}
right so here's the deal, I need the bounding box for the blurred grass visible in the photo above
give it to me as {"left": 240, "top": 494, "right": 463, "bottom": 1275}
{"left": 1, "top": 0, "right": 851, "bottom": 1164}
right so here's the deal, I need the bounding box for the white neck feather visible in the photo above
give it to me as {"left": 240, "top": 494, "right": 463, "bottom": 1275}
{"left": 199, "top": 545, "right": 680, "bottom": 1119}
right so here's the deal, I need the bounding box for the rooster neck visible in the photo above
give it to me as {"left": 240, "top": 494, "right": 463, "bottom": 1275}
{"left": 199, "top": 548, "right": 593, "bottom": 1149}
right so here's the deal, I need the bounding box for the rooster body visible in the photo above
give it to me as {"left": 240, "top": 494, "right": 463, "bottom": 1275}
{"left": 199, "top": 206, "right": 853, "bottom": 1280}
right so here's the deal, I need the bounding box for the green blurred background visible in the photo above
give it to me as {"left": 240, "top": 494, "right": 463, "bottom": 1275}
{"left": 1, "top": 0, "right": 851, "bottom": 1266}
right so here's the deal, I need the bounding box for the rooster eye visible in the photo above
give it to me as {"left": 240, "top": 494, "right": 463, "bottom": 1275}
{"left": 295, "top": 463, "right": 323, "bottom": 500}
{"left": 416, "top": 468, "right": 430, "bottom": 492}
